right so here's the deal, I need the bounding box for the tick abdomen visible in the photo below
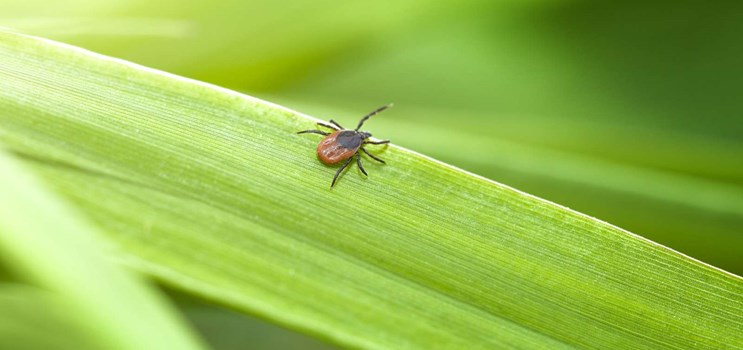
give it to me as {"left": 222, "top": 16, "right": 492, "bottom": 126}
{"left": 317, "top": 131, "right": 361, "bottom": 164}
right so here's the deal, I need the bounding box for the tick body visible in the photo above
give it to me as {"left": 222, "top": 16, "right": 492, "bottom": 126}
{"left": 298, "top": 104, "right": 392, "bottom": 188}
{"left": 317, "top": 130, "right": 367, "bottom": 164}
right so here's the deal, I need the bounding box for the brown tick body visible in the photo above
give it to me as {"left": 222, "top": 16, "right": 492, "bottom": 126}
{"left": 297, "top": 104, "right": 391, "bottom": 188}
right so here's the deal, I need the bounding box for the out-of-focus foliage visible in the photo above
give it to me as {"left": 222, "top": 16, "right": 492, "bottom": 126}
{"left": 1, "top": 0, "right": 741, "bottom": 349}
{"left": 0, "top": 150, "right": 204, "bottom": 350}
{"left": 2, "top": 30, "right": 740, "bottom": 349}
{"left": 3, "top": 0, "right": 738, "bottom": 274}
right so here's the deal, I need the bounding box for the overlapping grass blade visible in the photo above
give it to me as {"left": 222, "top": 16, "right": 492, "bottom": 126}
{"left": 0, "top": 150, "right": 204, "bottom": 350}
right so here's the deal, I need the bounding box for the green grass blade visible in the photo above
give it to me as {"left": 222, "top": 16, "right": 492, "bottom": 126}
{"left": 0, "top": 30, "right": 741, "bottom": 349}
{"left": 0, "top": 150, "right": 205, "bottom": 350}
{"left": 0, "top": 284, "right": 103, "bottom": 350}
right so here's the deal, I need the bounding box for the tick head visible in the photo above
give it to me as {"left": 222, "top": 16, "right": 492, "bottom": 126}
{"left": 359, "top": 131, "right": 372, "bottom": 139}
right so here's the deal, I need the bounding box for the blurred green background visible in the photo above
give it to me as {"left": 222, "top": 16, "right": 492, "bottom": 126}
{"left": 1, "top": 0, "right": 741, "bottom": 349}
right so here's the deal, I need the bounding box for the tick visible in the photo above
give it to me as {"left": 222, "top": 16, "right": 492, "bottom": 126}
{"left": 297, "top": 104, "right": 392, "bottom": 188}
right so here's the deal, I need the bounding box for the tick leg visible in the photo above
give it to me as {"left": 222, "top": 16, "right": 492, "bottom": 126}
{"left": 356, "top": 153, "right": 368, "bottom": 176}
{"left": 364, "top": 139, "right": 390, "bottom": 145}
{"left": 328, "top": 119, "right": 344, "bottom": 130}
{"left": 331, "top": 157, "right": 354, "bottom": 188}
{"left": 297, "top": 129, "right": 330, "bottom": 136}
{"left": 356, "top": 104, "right": 393, "bottom": 130}
{"left": 317, "top": 121, "right": 340, "bottom": 131}
{"left": 361, "top": 147, "right": 386, "bottom": 164}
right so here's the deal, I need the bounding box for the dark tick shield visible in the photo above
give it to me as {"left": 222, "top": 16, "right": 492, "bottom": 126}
{"left": 297, "top": 104, "right": 392, "bottom": 188}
